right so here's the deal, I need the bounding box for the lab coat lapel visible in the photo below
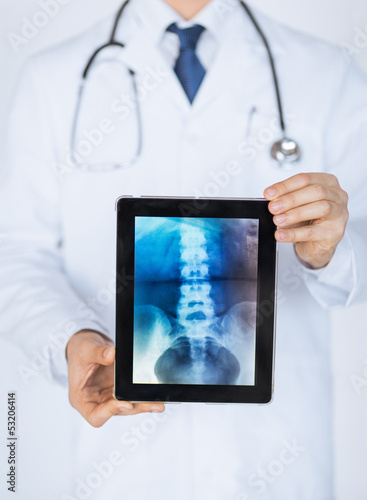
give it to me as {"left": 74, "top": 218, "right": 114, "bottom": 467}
{"left": 117, "top": 28, "right": 191, "bottom": 113}
{"left": 192, "top": 28, "right": 284, "bottom": 114}
{"left": 191, "top": 31, "right": 248, "bottom": 112}
{"left": 116, "top": 18, "right": 285, "bottom": 115}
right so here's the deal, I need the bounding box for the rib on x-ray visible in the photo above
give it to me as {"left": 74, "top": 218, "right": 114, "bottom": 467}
{"left": 133, "top": 217, "right": 259, "bottom": 386}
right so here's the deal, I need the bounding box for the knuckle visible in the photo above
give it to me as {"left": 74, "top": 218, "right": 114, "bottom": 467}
{"left": 111, "top": 403, "right": 129, "bottom": 416}
{"left": 314, "top": 183, "right": 327, "bottom": 199}
{"left": 345, "top": 207, "right": 350, "bottom": 223}
{"left": 290, "top": 207, "right": 301, "bottom": 222}
{"left": 320, "top": 200, "right": 332, "bottom": 217}
{"left": 327, "top": 173, "right": 338, "bottom": 185}
{"left": 278, "top": 181, "right": 288, "bottom": 195}
{"left": 287, "top": 229, "right": 295, "bottom": 241}
{"left": 336, "top": 224, "right": 346, "bottom": 241}
{"left": 89, "top": 417, "right": 103, "bottom": 429}
{"left": 298, "top": 172, "right": 311, "bottom": 185}
{"left": 109, "top": 405, "right": 120, "bottom": 417}
{"left": 305, "top": 226, "right": 314, "bottom": 240}
{"left": 287, "top": 192, "right": 297, "bottom": 207}
{"left": 341, "top": 189, "right": 349, "bottom": 205}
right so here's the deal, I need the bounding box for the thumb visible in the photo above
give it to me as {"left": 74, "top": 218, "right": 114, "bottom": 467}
{"left": 89, "top": 342, "right": 115, "bottom": 366}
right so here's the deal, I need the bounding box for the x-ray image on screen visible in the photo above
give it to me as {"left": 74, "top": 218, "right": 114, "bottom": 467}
{"left": 133, "top": 217, "right": 259, "bottom": 386}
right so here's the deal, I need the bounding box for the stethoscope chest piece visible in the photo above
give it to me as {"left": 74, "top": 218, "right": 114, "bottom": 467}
{"left": 271, "top": 138, "right": 301, "bottom": 169}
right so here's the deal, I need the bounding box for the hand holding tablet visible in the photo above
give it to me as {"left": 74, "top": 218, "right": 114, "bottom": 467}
{"left": 114, "top": 197, "right": 277, "bottom": 404}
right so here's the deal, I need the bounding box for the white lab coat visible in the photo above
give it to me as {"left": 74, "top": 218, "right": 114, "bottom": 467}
{"left": 1, "top": 1, "right": 367, "bottom": 499}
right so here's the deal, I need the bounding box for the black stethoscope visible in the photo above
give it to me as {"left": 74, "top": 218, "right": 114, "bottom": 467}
{"left": 71, "top": 0, "right": 301, "bottom": 171}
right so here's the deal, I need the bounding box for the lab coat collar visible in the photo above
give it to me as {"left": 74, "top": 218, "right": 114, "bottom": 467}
{"left": 112, "top": 0, "right": 286, "bottom": 55}
{"left": 115, "top": 26, "right": 192, "bottom": 112}
{"left": 191, "top": 0, "right": 243, "bottom": 42}
{"left": 112, "top": 0, "right": 285, "bottom": 113}
{"left": 128, "top": 0, "right": 241, "bottom": 44}
{"left": 128, "top": 0, "right": 182, "bottom": 46}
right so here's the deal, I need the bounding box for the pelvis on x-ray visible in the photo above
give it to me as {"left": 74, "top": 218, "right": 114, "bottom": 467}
{"left": 133, "top": 217, "right": 259, "bottom": 386}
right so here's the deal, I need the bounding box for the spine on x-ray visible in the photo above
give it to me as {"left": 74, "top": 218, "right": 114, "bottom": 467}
{"left": 177, "top": 223, "right": 216, "bottom": 338}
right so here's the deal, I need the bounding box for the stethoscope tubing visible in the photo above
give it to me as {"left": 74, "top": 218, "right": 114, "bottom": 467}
{"left": 72, "top": 0, "right": 301, "bottom": 170}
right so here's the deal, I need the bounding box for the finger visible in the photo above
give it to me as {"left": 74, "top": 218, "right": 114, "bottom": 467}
{"left": 273, "top": 200, "right": 341, "bottom": 227}
{"left": 264, "top": 173, "right": 339, "bottom": 200}
{"left": 80, "top": 399, "right": 134, "bottom": 428}
{"left": 275, "top": 224, "right": 340, "bottom": 243}
{"left": 80, "top": 400, "right": 165, "bottom": 427}
{"left": 87, "top": 344, "right": 115, "bottom": 367}
{"left": 268, "top": 184, "right": 340, "bottom": 215}
{"left": 110, "top": 402, "right": 165, "bottom": 417}
{"left": 129, "top": 403, "right": 166, "bottom": 415}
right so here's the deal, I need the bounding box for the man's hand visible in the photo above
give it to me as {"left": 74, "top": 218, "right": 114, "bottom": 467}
{"left": 264, "top": 173, "right": 349, "bottom": 269}
{"left": 66, "top": 330, "right": 165, "bottom": 427}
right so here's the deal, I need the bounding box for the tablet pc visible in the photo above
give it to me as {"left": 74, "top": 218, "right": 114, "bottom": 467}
{"left": 115, "top": 197, "right": 277, "bottom": 404}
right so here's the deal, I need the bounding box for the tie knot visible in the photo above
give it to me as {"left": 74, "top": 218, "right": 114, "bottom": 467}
{"left": 167, "top": 23, "right": 205, "bottom": 51}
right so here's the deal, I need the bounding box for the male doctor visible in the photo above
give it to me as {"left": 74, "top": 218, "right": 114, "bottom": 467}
{"left": 1, "top": 0, "right": 367, "bottom": 498}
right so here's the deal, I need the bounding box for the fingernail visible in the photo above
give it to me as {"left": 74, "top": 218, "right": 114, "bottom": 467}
{"left": 151, "top": 406, "right": 164, "bottom": 413}
{"left": 266, "top": 187, "right": 277, "bottom": 198}
{"left": 103, "top": 347, "right": 112, "bottom": 358}
{"left": 274, "top": 214, "right": 287, "bottom": 225}
{"left": 277, "top": 231, "right": 287, "bottom": 241}
{"left": 270, "top": 201, "right": 283, "bottom": 212}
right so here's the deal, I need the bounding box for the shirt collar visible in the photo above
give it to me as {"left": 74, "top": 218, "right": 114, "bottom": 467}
{"left": 130, "top": 0, "right": 242, "bottom": 44}
{"left": 191, "top": 0, "right": 241, "bottom": 41}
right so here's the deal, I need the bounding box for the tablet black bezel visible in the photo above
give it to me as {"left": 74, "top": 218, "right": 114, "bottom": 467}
{"left": 115, "top": 197, "right": 277, "bottom": 404}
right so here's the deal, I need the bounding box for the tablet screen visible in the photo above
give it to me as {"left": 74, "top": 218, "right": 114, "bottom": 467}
{"left": 133, "top": 216, "right": 259, "bottom": 386}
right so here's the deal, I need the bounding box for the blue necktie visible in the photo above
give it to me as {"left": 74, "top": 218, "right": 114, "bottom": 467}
{"left": 167, "top": 23, "right": 206, "bottom": 103}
